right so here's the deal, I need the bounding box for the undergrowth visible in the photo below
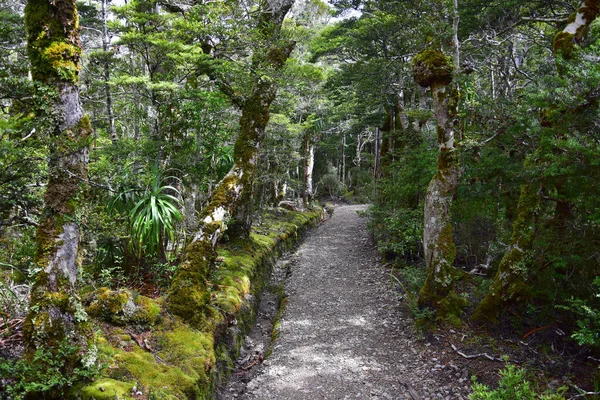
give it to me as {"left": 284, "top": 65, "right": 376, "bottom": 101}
{"left": 470, "top": 364, "right": 566, "bottom": 400}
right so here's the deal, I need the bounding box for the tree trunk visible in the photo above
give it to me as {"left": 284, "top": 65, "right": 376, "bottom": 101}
{"left": 373, "top": 127, "right": 381, "bottom": 179}
{"left": 167, "top": 0, "right": 296, "bottom": 325}
{"left": 553, "top": 0, "right": 600, "bottom": 59}
{"left": 303, "top": 130, "right": 314, "bottom": 205}
{"left": 22, "top": 0, "right": 93, "bottom": 391}
{"left": 102, "top": 0, "right": 117, "bottom": 143}
{"left": 472, "top": 183, "right": 540, "bottom": 322}
{"left": 342, "top": 133, "right": 346, "bottom": 186}
{"left": 472, "top": 0, "right": 600, "bottom": 324}
{"left": 452, "top": 0, "right": 460, "bottom": 69}
{"left": 412, "top": 49, "right": 463, "bottom": 316}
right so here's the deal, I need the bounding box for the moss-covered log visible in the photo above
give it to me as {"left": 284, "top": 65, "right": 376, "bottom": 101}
{"left": 412, "top": 49, "right": 464, "bottom": 318}
{"left": 22, "top": 0, "right": 93, "bottom": 395}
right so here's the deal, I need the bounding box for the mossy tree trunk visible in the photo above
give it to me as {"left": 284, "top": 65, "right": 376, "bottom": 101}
{"left": 472, "top": 183, "right": 540, "bottom": 322}
{"left": 101, "top": 0, "right": 117, "bottom": 143}
{"left": 552, "top": 0, "right": 599, "bottom": 58}
{"left": 472, "top": 0, "right": 600, "bottom": 324}
{"left": 168, "top": 0, "right": 295, "bottom": 325}
{"left": 412, "top": 49, "right": 463, "bottom": 316}
{"left": 22, "top": 0, "right": 93, "bottom": 391}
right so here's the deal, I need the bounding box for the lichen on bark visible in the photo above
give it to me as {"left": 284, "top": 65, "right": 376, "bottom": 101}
{"left": 472, "top": 184, "right": 541, "bottom": 323}
{"left": 412, "top": 48, "right": 462, "bottom": 319}
{"left": 552, "top": 0, "right": 600, "bottom": 58}
{"left": 22, "top": 0, "right": 93, "bottom": 392}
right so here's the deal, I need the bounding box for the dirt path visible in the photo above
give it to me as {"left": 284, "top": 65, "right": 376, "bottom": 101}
{"left": 222, "top": 205, "right": 471, "bottom": 400}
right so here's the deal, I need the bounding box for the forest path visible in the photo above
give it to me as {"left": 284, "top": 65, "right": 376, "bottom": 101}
{"left": 224, "top": 204, "right": 470, "bottom": 400}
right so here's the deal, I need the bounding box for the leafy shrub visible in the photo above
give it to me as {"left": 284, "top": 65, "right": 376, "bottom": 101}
{"left": 389, "top": 266, "right": 434, "bottom": 325}
{"left": 370, "top": 207, "right": 424, "bottom": 260}
{"left": 470, "top": 365, "right": 565, "bottom": 400}
{"left": 317, "top": 172, "right": 344, "bottom": 198}
{"left": 0, "top": 340, "right": 99, "bottom": 399}
{"left": 559, "top": 276, "right": 600, "bottom": 348}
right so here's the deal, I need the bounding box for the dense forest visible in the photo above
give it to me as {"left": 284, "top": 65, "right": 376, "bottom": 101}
{"left": 1, "top": 0, "right": 600, "bottom": 398}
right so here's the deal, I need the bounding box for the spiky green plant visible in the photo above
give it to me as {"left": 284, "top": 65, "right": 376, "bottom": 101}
{"left": 128, "top": 171, "right": 183, "bottom": 260}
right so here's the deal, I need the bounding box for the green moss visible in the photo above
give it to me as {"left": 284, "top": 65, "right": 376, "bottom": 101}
{"left": 412, "top": 49, "right": 454, "bottom": 88}
{"left": 24, "top": 0, "right": 82, "bottom": 83}
{"left": 86, "top": 207, "right": 322, "bottom": 399}
{"left": 155, "top": 324, "right": 215, "bottom": 379}
{"left": 167, "top": 240, "right": 213, "bottom": 326}
{"left": 79, "top": 378, "right": 133, "bottom": 400}
{"left": 437, "top": 291, "right": 467, "bottom": 326}
{"left": 43, "top": 41, "right": 81, "bottom": 81}
{"left": 85, "top": 288, "right": 131, "bottom": 324}
{"left": 84, "top": 288, "right": 161, "bottom": 327}
{"left": 132, "top": 295, "right": 161, "bottom": 325}
{"left": 552, "top": 31, "right": 575, "bottom": 58}
{"left": 418, "top": 222, "right": 460, "bottom": 318}
{"left": 91, "top": 323, "right": 215, "bottom": 399}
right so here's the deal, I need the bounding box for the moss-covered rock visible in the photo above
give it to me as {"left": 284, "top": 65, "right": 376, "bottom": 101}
{"left": 78, "top": 378, "right": 133, "bottom": 400}
{"left": 84, "top": 288, "right": 161, "bottom": 326}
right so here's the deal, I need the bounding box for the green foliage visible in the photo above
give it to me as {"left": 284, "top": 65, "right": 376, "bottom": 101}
{"left": 558, "top": 277, "right": 600, "bottom": 348}
{"left": 0, "top": 339, "right": 99, "bottom": 399}
{"left": 370, "top": 141, "right": 436, "bottom": 261}
{"left": 390, "top": 266, "right": 434, "bottom": 324}
{"left": 470, "top": 365, "right": 566, "bottom": 400}
{"left": 316, "top": 164, "right": 344, "bottom": 198}
{"left": 371, "top": 207, "right": 423, "bottom": 258}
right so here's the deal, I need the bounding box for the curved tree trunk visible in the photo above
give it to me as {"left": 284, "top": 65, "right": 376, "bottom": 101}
{"left": 168, "top": 0, "right": 295, "bottom": 325}
{"left": 472, "top": 0, "right": 600, "bottom": 323}
{"left": 412, "top": 49, "right": 463, "bottom": 316}
{"left": 472, "top": 183, "right": 540, "bottom": 322}
{"left": 418, "top": 82, "right": 461, "bottom": 313}
{"left": 22, "top": 0, "right": 93, "bottom": 391}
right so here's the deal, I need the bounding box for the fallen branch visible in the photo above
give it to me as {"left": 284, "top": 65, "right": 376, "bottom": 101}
{"left": 522, "top": 324, "right": 552, "bottom": 339}
{"left": 450, "top": 343, "right": 505, "bottom": 362}
{"left": 569, "top": 385, "right": 600, "bottom": 399}
{"left": 241, "top": 353, "right": 263, "bottom": 370}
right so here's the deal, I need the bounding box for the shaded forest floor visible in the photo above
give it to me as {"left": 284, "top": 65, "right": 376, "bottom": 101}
{"left": 218, "top": 204, "right": 599, "bottom": 400}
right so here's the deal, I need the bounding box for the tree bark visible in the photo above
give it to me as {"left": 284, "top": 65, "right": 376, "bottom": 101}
{"left": 303, "top": 130, "right": 314, "bottom": 205}
{"left": 22, "top": 0, "right": 93, "bottom": 390}
{"left": 412, "top": 49, "right": 463, "bottom": 316}
{"left": 168, "top": 0, "right": 296, "bottom": 325}
{"left": 472, "top": 183, "right": 540, "bottom": 322}
{"left": 373, "top": 127, "right": 381, "bottom": 179}
{"left": 102, "top": 0, "right": 117, "bottom": 143}
{"left": 552, "top": 0, "right": 600, "bottom": 58}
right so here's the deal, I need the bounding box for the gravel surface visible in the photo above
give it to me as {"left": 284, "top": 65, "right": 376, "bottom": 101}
{"left": 222, "top": 204, "right": 472, "bottom": 400}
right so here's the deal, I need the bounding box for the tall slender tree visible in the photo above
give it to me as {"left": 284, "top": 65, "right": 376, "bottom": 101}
{"left": 22, "top": 0, "right": 93, "bottom": 392}
{"left": 412, "top": 49, "right": 463, "bottom": 316}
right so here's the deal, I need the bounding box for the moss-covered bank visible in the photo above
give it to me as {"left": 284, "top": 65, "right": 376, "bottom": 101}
{"left": 74, "top": 207, "right": 322, "bottom": 399}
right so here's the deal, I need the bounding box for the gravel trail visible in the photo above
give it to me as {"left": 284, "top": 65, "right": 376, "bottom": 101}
{"left": 232, "top": 204, "right": 470, "bottom": 400}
